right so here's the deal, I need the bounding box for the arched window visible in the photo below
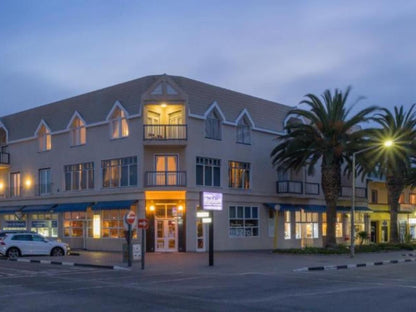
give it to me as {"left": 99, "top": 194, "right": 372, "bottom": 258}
{"left": 70, "top": 117, "right": 86, "bottom": 146}
{"left": 236, "top": 117, "right": 251, "bottom": 144}
{"left": 205, "top": 110, "right": 222, "bottom": 140}
{"left": 110, "top": 108, "right": 129, "bottom": 139}
{"left": 38, "top": 125, "right": 51, "bottom": 151}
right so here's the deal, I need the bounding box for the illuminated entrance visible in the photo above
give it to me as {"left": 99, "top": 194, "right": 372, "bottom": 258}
{"left": 154, "top": 203, "right": 178, "bottom": 252}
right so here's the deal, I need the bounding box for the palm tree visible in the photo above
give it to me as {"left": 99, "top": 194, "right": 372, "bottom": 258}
{"left": 366, "top": 105, "right": 416, "bottom": 243}
{"left": 271, "top": 87, "right": 377, "bottom": 247}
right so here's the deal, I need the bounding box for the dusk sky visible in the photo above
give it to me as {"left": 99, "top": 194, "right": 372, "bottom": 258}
{"left": 1, "top": 1, "right": 416, "bottom": 116}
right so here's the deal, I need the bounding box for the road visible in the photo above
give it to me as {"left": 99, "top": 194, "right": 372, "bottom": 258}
{"left": 0, "top": 258, "right": 415, "bottom": 312}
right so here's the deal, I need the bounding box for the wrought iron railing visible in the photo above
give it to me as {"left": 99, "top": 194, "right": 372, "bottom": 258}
{"left": 145, "top": 171, "right": 187, "bottom": 187}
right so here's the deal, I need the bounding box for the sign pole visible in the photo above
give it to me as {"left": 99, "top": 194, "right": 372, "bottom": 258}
{"left": 141, "top": 228, "right": 145, "bottom": 270}
{"left": 127, "top": 223, "right": 132, "bottom": 267}
{"left": 209, "top": 211, "right": 214, "bottom": 266}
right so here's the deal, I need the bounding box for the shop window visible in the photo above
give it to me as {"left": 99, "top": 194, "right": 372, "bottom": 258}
{"left": 229, "top": 206, "right": 259, "bottom": 237}
{"left": 228, "top": 161, "right": 250, "bottom": 189}
{"left": 102, "top": 209, "right": 129, "bottom": 238}
{"left": 196, "top": 157, "right": 221, "bottom": 187}
{"left": 31, "top": 213, "right": 58, "bottom": 237}
{"left": 3, "top": 214, "right": 26, "bottom": 230}
{"left": 295, "top": 210, "right": 319, "bottom": 239}
{"left": 64, "top": 162, "right": 94, "bottom": 191}
{"left": 284, "top": 211, "right": 291, "bottom": 239}
{"left": 322, "top": 213, "right": 343, "bottom": 238}
{"left": 102, "top": 156, "right": 137, "bottom": 188}
{"left": 64, "top": 212, "right": 86, "bottom": 237}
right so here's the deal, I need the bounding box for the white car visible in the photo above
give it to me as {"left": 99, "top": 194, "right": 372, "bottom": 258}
{"left": 0, "top": 233, "right": 70, "bottom": 258}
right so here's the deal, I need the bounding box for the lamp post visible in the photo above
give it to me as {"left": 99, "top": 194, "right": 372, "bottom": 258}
{"left": 350, "top": 140, "right": 393, "bottom": 257}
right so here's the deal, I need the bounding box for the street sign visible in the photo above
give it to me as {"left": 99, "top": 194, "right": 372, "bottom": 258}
{"left": 196, "top": 211, "right": 210, "bottom": 218}
{"left": 202, "top": 217, "right": 212, "bottom": 224}
{"left": 125, "top": 211, "right": 136, "bottom": 225}
{"left": 138, "top": 218, "right": 149, "bottom": 229}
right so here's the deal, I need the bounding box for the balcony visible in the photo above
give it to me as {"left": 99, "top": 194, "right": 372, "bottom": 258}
{"left": 145, "top": 171, "right": 187, "bottom": 187}
{"left": 0, "top": 146, "right": 10, "bottom": 168}
{"left": 276, "top": 180, "right": 320, "bottom": 196}
{"left": 340, "top": 186, "right": 367, "bottom": 199}
{"left": 143, "top": 125, "right": 187, "bottom": 144}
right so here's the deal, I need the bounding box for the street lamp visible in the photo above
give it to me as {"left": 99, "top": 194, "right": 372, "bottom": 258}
{"left": 350, "top": 140, "right": 393, "bottom": 257}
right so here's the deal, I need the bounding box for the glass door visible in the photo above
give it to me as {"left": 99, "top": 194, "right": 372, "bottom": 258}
{"left": 168, "top": 111, "right": 183, "bottom": 139}
{"left": 196, "top": 219, "right": 206, "bottom": 252}
{"left": 155, "top": 219, "right": 177, "bottom": 252}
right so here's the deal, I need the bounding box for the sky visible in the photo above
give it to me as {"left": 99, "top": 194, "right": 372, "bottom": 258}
{"left": 1, "top": 0, "right": 416, "bottom": 117}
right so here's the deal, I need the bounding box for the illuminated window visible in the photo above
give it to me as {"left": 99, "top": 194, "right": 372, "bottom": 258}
{"left": 38, "top": 124, "right": 51, "bottom": 151}
{"left": 228, "top": 161, "right": 250, "bottom": 189}
{"left": 284, "top": 211, "right": 291, "bottom": 239}
{"left": 399, "top": 193, "right": 405, "bottom": 204}
{"left": 295, "top": 210, "right": 319, "bottom": 239}
{"left": 31, "top": 213, "right": 58, "bottom": 237}
{"left": 205, "top": 110, "right": 222, "bottom": 140}
{"left": 229, "top": 206, "right": 259, "bottom": 237}
{"left": 110, "top": 108, "right": 129, "bottom": 139}
{"left": 70, "top": 117, "right": 86, "bottom": 146}
{"left": 236, "top": 117, "right": 251, "bottom": 144}
{"left": 64, "top": 162, "right": 94, "bottom": 191}
{"left": 410, "top": 193, "right": 416, "bottom": 205}
{"left": 10, "top": 172, "right": 21, "bottom": 197}
{"left": 102, "top": 156, "right": 137, "bottom": 188}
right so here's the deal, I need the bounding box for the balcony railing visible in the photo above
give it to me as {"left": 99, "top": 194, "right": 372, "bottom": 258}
{"left": 276, "top": 180, "right": 320, "bottom": 196}
{"left": 0, "top": 146, "right": 10, "bottom": 165}
{"left": 145, "top": 171, "right": 187, "bottom": 187}
{"left": 340, "top": 186, "right": 367, "bottom": 199}
{"left": 0, "top": 183, "right": 54, "bottom": 199}
{"left": 143, "top": 124, "right": 187, "bottom": 141}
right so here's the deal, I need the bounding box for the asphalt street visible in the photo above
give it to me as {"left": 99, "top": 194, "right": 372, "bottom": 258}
{"left": 0, "top": 257, "right": 415, "bottom": 312}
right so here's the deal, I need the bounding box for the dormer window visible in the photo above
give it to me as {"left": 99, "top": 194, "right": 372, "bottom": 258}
{"left": 70, "top": 117, "right": 86, "bottom": 146}
{"left": 110, "top": 108, "right": 129, "bottom": 139}
{"left": 205, "top": 110, "right": 222, "bottom": 140}
{"left": 236, "top": 117, "right": 251, "bottom": 144}
{"left": 0, "top": 127, "right": 6, "bottom": 146}
{"left": 38, "top": 125, "right": 51, "bottom": 151}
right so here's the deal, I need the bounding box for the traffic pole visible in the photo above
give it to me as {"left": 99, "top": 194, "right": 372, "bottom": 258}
{"left": 209, "top": 211, "right": 214, "bottom": 266}
{"left": 141, "top": 228, "right": 145, "bottom": 270}
{"left": 127, "top": 224, "right": 132, "bottom": 267}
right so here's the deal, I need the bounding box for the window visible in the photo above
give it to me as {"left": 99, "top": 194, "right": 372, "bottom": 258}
{"left": 236, "top": 117, "right": 251, "bottom": 144}
{"left": 410, "top": 193, "right": 416, "bottom": 205}
{"left": 295, "top": 210, "right": 319, "bottom": 239}
{"left": 39, "top": 168, "right": 51, "bottom": 195}
{"left": 399, "top": 193, "right": 405, "bottom": 204}
{"left": 102, "top": 209, "right": 128, "bottom": 238}
{"left": 38, "top": 125, "right": 51, "bottom": 151}
{"left": 102, "top": 156, "right": 137, "bottom": 188}
{"left": 196, "top": 157, "right": 221, "bottom": 187}
{"left": 228, "top": 161, "right": 250, "bottom": 189}
{"left": 70, "top": 117, "right": 86, "bottom": 146}
{"left": 64, "top": 211, "right": 86, "bottom": 237}
{"left": 0, "top": 127, "right": 6, "bottom": 146}
{"left": 10, "top": 172, "right": 21, "bottom": 197}
{"left": 31, "top": 213, "right": 58, "bottom": 237}
{"left": 110, "top": 108, "right": 129, "bottom": 139}
{"left": 64, "top": 162, "right": 94, "bottom": 191}
{"left": 371, "top": 190, "right": 378, "bottom": 204}
{"left": 205, "top": 110, "right": 222, "bottom": 140}
{"left": 284, "top": 211, "right": 291, "bottom": 239}
{"left": 322, "top": 213, "right": 343, "bottom": 238}
{"left": 229, "top": 206, "right": 259, "bottom": 237}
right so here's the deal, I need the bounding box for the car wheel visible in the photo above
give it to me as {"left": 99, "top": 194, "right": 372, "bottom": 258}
{"left": 51, "top": 247, "right": 64, "bottom": 257}
{"left": 7, "top": 247, "right": 20, "bottom": 259}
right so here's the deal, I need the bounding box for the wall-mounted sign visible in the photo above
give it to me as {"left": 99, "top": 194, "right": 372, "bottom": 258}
{"left": 5, "top": 221, "right": 26, "bottom": 228}
{"left": 202, "top": 218, "right": 212, "bottom": 224}
{"left": 197, "top": 211, "right": 210, "bottom": 218}
{"left": 201, "top": 192, "right": 223, "bottom": 211}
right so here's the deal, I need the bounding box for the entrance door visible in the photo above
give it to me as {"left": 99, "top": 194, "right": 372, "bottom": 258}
{"left": 196, "top": 219, "right": 206, "bottom": 252}
{"left": 155, "top": 219, "right": 177, "bottom": 252}
{"left": 168, "top": 111, "right": 183, "bottom": 139}
{"left": 155, "top": 155, "right": 178, "bottom": 186}
{"left": 146, "top": 111, "right": 161, "bottom": 138}
{"left": 370, "top": 221, "right": 377, "bottom": 243}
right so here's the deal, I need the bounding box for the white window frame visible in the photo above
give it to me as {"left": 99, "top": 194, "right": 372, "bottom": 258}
{"left": 229, "top": 206, "right": 259, "bottom": 238}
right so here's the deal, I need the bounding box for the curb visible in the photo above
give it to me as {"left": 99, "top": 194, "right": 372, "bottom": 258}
{"left": 8, "top": 258, "right": 130, "bottom": 271}
{"left": 294, "top": 258, "right": 416, "bottom": 272}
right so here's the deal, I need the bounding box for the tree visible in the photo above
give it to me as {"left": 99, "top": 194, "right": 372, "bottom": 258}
{"left": 271, "top": 87, "right": 377, "bottom": 247}
{"left": 366, "top": 105, "right": 416, "bottom": 243}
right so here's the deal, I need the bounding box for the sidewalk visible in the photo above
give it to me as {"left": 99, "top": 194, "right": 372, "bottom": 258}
{"left": 21, "top": 249, "right": 416, "bottom": 273}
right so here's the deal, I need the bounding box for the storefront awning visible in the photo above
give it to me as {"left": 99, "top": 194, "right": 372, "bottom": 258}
{"left": 0, "top": 206, "right": 23, "bottom": 214}
{"left": 92, "top": 200, "right": 137, "bottom": 210}
{"left": 336, "top": 206, "right": 371, "bottom": 212}
{"left": 264, "top": 203, "right": 371, "bottom": 213}
{"left": 22, "top": 204, "right": 55, "bottom": 213}
{"left": 54, "top": 202, "right": 92, "bottom": 212}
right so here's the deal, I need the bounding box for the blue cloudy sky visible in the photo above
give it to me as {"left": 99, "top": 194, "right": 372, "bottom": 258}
{"left": 1, "top": 0, "right": 415, "bottom": 116}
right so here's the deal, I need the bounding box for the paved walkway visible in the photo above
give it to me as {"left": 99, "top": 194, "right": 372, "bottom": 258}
{"left": 17, "top": 249, "right": 416, "bottom": 273}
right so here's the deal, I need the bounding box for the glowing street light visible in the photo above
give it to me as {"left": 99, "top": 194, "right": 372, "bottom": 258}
{"left": 350, "top": 140, "right": 394, "bottom": 257}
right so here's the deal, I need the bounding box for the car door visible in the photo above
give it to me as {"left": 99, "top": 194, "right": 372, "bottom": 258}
{"left": 31, "top": 234, "right": 50, "bottom": 255}
{"left": 10, "top": 234, "right": 32, "bottom": 255}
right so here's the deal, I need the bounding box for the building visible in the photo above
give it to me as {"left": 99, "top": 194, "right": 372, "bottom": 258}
{"left": 0, "top": 74, "right": 370, "bottom": 252}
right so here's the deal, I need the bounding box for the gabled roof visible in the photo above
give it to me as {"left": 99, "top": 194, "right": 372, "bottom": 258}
{"left": 0, "top": 74, "right": 292, "bottom": 141}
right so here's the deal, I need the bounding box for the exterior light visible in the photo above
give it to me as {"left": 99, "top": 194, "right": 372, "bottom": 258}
{"left": 178, "top": 205, "right": 184, "bottom": 211}
{"left": 149, "top": 205, "right": 155, "bottom": 212}
{"left": 161, "top": 103, "right": 167, "bottom": 108}
{"left": 25, "top": 178, "right": 32, "bottom": 188}
{"left": 0, "top": 182, "right": 3, "bottom": 191}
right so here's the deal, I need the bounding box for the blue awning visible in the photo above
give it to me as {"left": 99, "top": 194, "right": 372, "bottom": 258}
{"left": 22, "top": 204, "right": 55, "bottom": 213}
{"left": 264, "top": 203, "right": 370, "bottom": 213}
{"left": 92, "top": 200, "right": 137, "bottom": 210}
{"left": 0, "top": 206, "right": 23, "bottom": 214}
{"left": 54, "top": 202, "right": 92, "bottom": 212}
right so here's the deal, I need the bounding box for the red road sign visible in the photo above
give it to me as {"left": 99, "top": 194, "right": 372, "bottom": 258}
{"left": 138, "top": 218, "right": 149, "bottom": 229}
{"left": 125, "top": 211, "right": 136, "bottom": 225}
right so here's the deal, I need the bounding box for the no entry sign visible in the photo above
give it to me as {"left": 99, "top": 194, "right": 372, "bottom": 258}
{"left": 124, "top": 211, "right": 137, "bottom": 229}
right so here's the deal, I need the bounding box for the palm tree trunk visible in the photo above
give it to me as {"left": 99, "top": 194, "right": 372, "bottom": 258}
{"left": 386, "top": 175, "right": 404, "bottom": 243}
{"left": 322, "top": 164, "right": 341, "bottom": 248}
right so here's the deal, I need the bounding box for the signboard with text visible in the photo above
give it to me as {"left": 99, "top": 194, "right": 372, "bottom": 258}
{"left": 201, "top": 192, "right": 223, "bottom": 211}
